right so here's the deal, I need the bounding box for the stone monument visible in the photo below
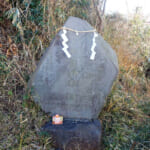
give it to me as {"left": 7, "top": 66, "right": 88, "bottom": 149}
{"left": 29, "top": 16, "right": 118, "bottom": 150}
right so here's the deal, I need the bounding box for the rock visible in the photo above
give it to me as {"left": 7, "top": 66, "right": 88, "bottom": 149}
{"left": 41, "top": 119, "right": 102, "bottom": 150}
{"left": 29, "top": 16, "right": 118, "bottom": 119}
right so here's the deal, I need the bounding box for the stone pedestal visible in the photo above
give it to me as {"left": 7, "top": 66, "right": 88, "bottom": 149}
{"left": 41, "top": 119, "right": 102, "bottom": 150}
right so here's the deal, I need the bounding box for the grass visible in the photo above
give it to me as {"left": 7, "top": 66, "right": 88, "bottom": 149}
{"left": 0, "top": 1, "right": 150, "bottom": 149}
{"left": 100, "top": 14, "right": 150, "bottom": 149}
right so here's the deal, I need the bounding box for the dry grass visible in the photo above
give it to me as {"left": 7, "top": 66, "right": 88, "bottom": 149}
{"left": 100, "top": 14, "right": 150, "bottom": 150}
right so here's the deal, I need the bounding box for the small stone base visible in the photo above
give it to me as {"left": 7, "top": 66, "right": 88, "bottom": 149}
{"left": 41, "top": 119, "right": 102, "bottom": 150}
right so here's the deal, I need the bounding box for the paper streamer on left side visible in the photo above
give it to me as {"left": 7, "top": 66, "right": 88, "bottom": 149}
{"left": 61, "top": 29, "right": 71, "bottom": 58}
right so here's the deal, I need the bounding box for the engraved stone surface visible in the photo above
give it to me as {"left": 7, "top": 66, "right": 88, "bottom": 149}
{"left": 29, "top": 16, "right": 119, "bottom": 119}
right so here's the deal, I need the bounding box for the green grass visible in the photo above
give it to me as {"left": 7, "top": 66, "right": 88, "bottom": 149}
{"left": 100, "top": 81, "right": 150, "bottom": 150}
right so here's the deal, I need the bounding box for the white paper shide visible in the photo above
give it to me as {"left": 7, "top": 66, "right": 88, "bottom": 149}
{"left": 61, "top": 29, "right": 71, "bottom": 58}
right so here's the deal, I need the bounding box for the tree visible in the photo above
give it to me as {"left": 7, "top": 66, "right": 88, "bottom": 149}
{"left": 92, "top": 0, "right": 107, "bottom": 31}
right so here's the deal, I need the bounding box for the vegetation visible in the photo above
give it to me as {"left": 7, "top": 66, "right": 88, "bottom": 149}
{"left": 101, "top": 11, "right": 150, "bottom": 150}
{"left": 0, "top": 0, "right": 150, "bottom": 149}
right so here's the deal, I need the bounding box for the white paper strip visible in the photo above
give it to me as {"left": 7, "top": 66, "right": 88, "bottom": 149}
{"left": 61, "top": 29, "right": 71, "bottom": 58}
{"left": 90, "top": 32, "right": 98, "bottom": 60}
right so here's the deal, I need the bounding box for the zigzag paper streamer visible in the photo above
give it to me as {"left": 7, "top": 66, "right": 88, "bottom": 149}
{"left": 61, "top": 29, "right": 71, "bottom": 58}
{"left": 90, "top": 32, "right": 98, "bottom": 60}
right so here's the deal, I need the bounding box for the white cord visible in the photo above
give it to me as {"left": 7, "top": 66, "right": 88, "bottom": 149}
{"left": 60, "top": 27, "right": 98, "bottom": 60}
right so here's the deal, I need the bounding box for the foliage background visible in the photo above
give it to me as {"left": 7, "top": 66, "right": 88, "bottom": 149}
{"left": 0, "top": 0, "right": 150, "bottom": 149}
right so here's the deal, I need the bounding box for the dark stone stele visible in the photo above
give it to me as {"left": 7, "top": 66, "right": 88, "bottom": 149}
{"left": 28, "top": 16, "right": 119, "bottom": 120}
{"left": 29, "top": 16, "right": 118, "bottom": 150}
{"left": 41, "top": 119, "right": 101, "bottom": 150}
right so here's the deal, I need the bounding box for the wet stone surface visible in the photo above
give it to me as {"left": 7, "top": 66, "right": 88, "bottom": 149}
{"left": 41, "top": 119, "right": 102, "bottom": 150}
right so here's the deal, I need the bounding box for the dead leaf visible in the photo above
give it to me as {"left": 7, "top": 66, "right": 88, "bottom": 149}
{"left": 10, "top": 43, "right": 18, "bottom": 56}
{"left": 8, "top": 36, "right": 12, "bottom": 44}
{"left": 7, "top": 43, "right": 18, "bottom": 58}
{"left": 6, "top": 48, "right": 12, "bottom": 58}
